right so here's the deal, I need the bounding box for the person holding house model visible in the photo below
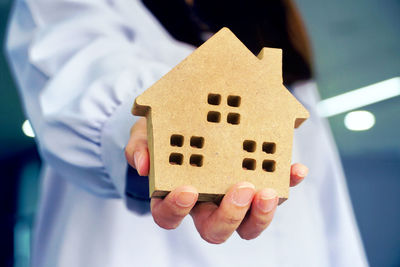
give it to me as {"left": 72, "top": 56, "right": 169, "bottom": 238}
{"left": 6, "top": 0, "right": 368, "bottom": 266}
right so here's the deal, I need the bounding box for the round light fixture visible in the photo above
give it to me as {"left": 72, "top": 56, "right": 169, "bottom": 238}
{"left": 344, "top": 110, "right": 375, "bottom": 131}
{"left": 22, "top": 120, "right": 35, "bottom": 138}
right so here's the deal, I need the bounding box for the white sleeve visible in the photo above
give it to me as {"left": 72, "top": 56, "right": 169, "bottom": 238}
{"left": 292, "top": 82, "right": 369, "bottom": 266}
{"left": 6, "top": 0, "right": 193, "bottom": 201}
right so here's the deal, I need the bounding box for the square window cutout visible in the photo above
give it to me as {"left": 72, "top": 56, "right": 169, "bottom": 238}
{"left": 170, "top": 135, "right": 184, "bottom": 147}
{"left": 242, "top": 158, "right": 256, "bottom": 170}
{"left": 208, "top": 93, "right": 221, "bottom": 105}
{"left": 262, "top": 142, "right": 276, "bottom": 154}
{"left": 243, "top": 140, "right": 256, "bottom": 152}
{"left": 207, "top": 111, "right": 221, "bottom": 123}
{"left": 227, "top": 95, "right": 241, "bottom": 107}
{"left": 190, "top": 154, "right": 203, "bottom": 167}
{"left": 169, "top": 153, "right": 183, "bottom": 165}
{"left": 262, "top": 160, "right": 275, "bottom": 172}
{"left": 190, "top": 136, "right": 204, "bottom": 148}
{"left": 227, "top": 113, "right": 240, "bottom": 125}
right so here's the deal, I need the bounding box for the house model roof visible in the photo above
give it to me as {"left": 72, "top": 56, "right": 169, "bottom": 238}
{"left": 132, "top": 27, "right": 309, "bottom": 202}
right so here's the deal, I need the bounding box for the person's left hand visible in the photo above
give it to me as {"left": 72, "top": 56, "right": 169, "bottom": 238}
{"left": 125, "top": 117, "right": 308, "bottom": 243}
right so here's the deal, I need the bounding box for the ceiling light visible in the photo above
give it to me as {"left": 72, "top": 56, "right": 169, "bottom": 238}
{"left": 317, "top": 77, "right": 400, "bottom": 117}
{"left": 344, "top": 110, "right": 375, "bottom": 131}
{"left": 22, "top": 120, "right": 35, "bottom": 138}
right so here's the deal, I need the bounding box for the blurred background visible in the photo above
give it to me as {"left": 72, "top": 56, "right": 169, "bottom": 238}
{"left": 0, "top": 0, "right": 399, "bottom": 266}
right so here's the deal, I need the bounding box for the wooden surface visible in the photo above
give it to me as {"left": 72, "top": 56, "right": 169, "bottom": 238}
{"left": 133, "top": 27, "right": 309, "bottom": 202}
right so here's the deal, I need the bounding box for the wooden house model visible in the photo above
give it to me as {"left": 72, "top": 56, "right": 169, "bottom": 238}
{"left": 132, "top": 28, "right": 309, "bottom": 202}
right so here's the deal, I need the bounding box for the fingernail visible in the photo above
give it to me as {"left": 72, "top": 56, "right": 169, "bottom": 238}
{"left": 297, "top": 167, "right": 309, "bottom": 178}
{"left": 258, "top": 188, "right": 277, "bottom": 213}
{"left": 176, "top": 191, "right": 197, "bottom": 208}
{"left": 134, "top": 151, "right": 141, "bottom": 174}
{"left": 232, "top": 182, "right": 255, "bottom": 207}
{"left": 134, "top": 152, "right": 140, "bottom": 168}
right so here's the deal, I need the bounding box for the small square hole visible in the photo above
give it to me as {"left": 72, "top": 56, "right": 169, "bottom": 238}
{"left": 208, "top": 93, "right": 221, "bottom": 105}
{"left": 169, "top": 153, "right": 183, "bottom": 165}
{"left": 262, "top": 142, "right": 276, "bottom": 154}
{"left": 207, "top": 111, "right": 221, "bottom": 123}
{"left": 227, "top": 95, "right": 241, "bottom": 107}
{"left": 243, "top": 140, "right": 256, "bottom": 152}
{"left": 190, "top": 136, "right": 204, "bottom": 148}
{"left": 242, "top": 158, "right": 256, "bottom": 170}
{"left": 170, "top": 135, "right": 184, "bottom": 147}
{"left": 262, "top": 160, "right": 275, "bottom": 172}
{"left": 227, "top": 113, "right": 240, "bottom": 125}
{"left": 190, "top": 154, "right": 203, "bottom": 167}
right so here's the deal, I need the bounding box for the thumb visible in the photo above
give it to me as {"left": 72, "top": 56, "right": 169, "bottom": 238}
{"left": 125, "top": 117, "right": 150, "bottom": 176}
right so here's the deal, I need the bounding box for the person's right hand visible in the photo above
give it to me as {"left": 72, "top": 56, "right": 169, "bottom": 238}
{"left": 125, "top": 117, "right": 308, "bottom": 243}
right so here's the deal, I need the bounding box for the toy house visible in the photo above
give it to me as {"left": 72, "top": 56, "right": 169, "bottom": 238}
{"left": 132, "top": 27, "right": 309, "bottom": 202}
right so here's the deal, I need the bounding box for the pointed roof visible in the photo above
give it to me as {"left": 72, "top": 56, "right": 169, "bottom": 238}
{"left": 133, "top": 27, "right": 308, "bottom": 127}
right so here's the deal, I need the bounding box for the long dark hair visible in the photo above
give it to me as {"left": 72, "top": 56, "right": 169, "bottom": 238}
{"left": 143, "top": 0, "right": 312, "bottom": 85}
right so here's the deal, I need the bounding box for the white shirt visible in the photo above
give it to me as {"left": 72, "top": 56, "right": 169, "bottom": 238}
{"left": 6, "top": 0, "right": 369, "bottom": 266}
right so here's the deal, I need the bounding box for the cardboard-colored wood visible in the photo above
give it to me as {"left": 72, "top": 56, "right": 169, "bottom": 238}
{"left": 132, "top": 27, "right": 309, "bottom": 202}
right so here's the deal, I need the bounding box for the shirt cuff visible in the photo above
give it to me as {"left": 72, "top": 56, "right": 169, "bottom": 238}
{"left": 100, "top": 90, "right": 150, "bottom": 213}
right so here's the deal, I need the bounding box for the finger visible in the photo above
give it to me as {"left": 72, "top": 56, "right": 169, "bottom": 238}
{"left": 236, "top": 188, "right": 279, "bottom": 240}
{"left": 125, "top": 117, "right": 150, "bottom": 176}
{"left": 190, "top": 182, "right": 255, "bottom": 244}
{"left": 290, "top": 163, "right": 308, "bottom": 187}
{"left": 151, "top": 186, "right": 198, "bottom": 230}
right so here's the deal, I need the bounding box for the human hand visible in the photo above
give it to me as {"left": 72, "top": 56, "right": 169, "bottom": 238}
{"left": 125, "top": 117, "right": 308, "bottom": 243}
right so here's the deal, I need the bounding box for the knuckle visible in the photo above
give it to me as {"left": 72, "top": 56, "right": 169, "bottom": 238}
{"left": 165, "top": 199, "right": 188, "bottom": 219}
{"left": 221, "top": 214, "right": 243, "bottom": 226}
{"left": 151, "top": 197, "right": 190, "bottom": 230}
{"left": 131, "top": 133, "right": 148, "bottom": 144}
{"left": 252, "top": 215, "right": 273, "bottom": 231}
{"left": 255, "top": 211, "right": 275, "bottom": 227}
{"left": 124, "top": 145, "right": 133, "bottom": 159}
{"left": 124, "top": 148, "right": 131, "bottom": 161}
{"left": 254, "top": 218, "right": 269, "bottom": 228}
{"left": 169, "top": 208, "right": 186, "bottom": 220}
